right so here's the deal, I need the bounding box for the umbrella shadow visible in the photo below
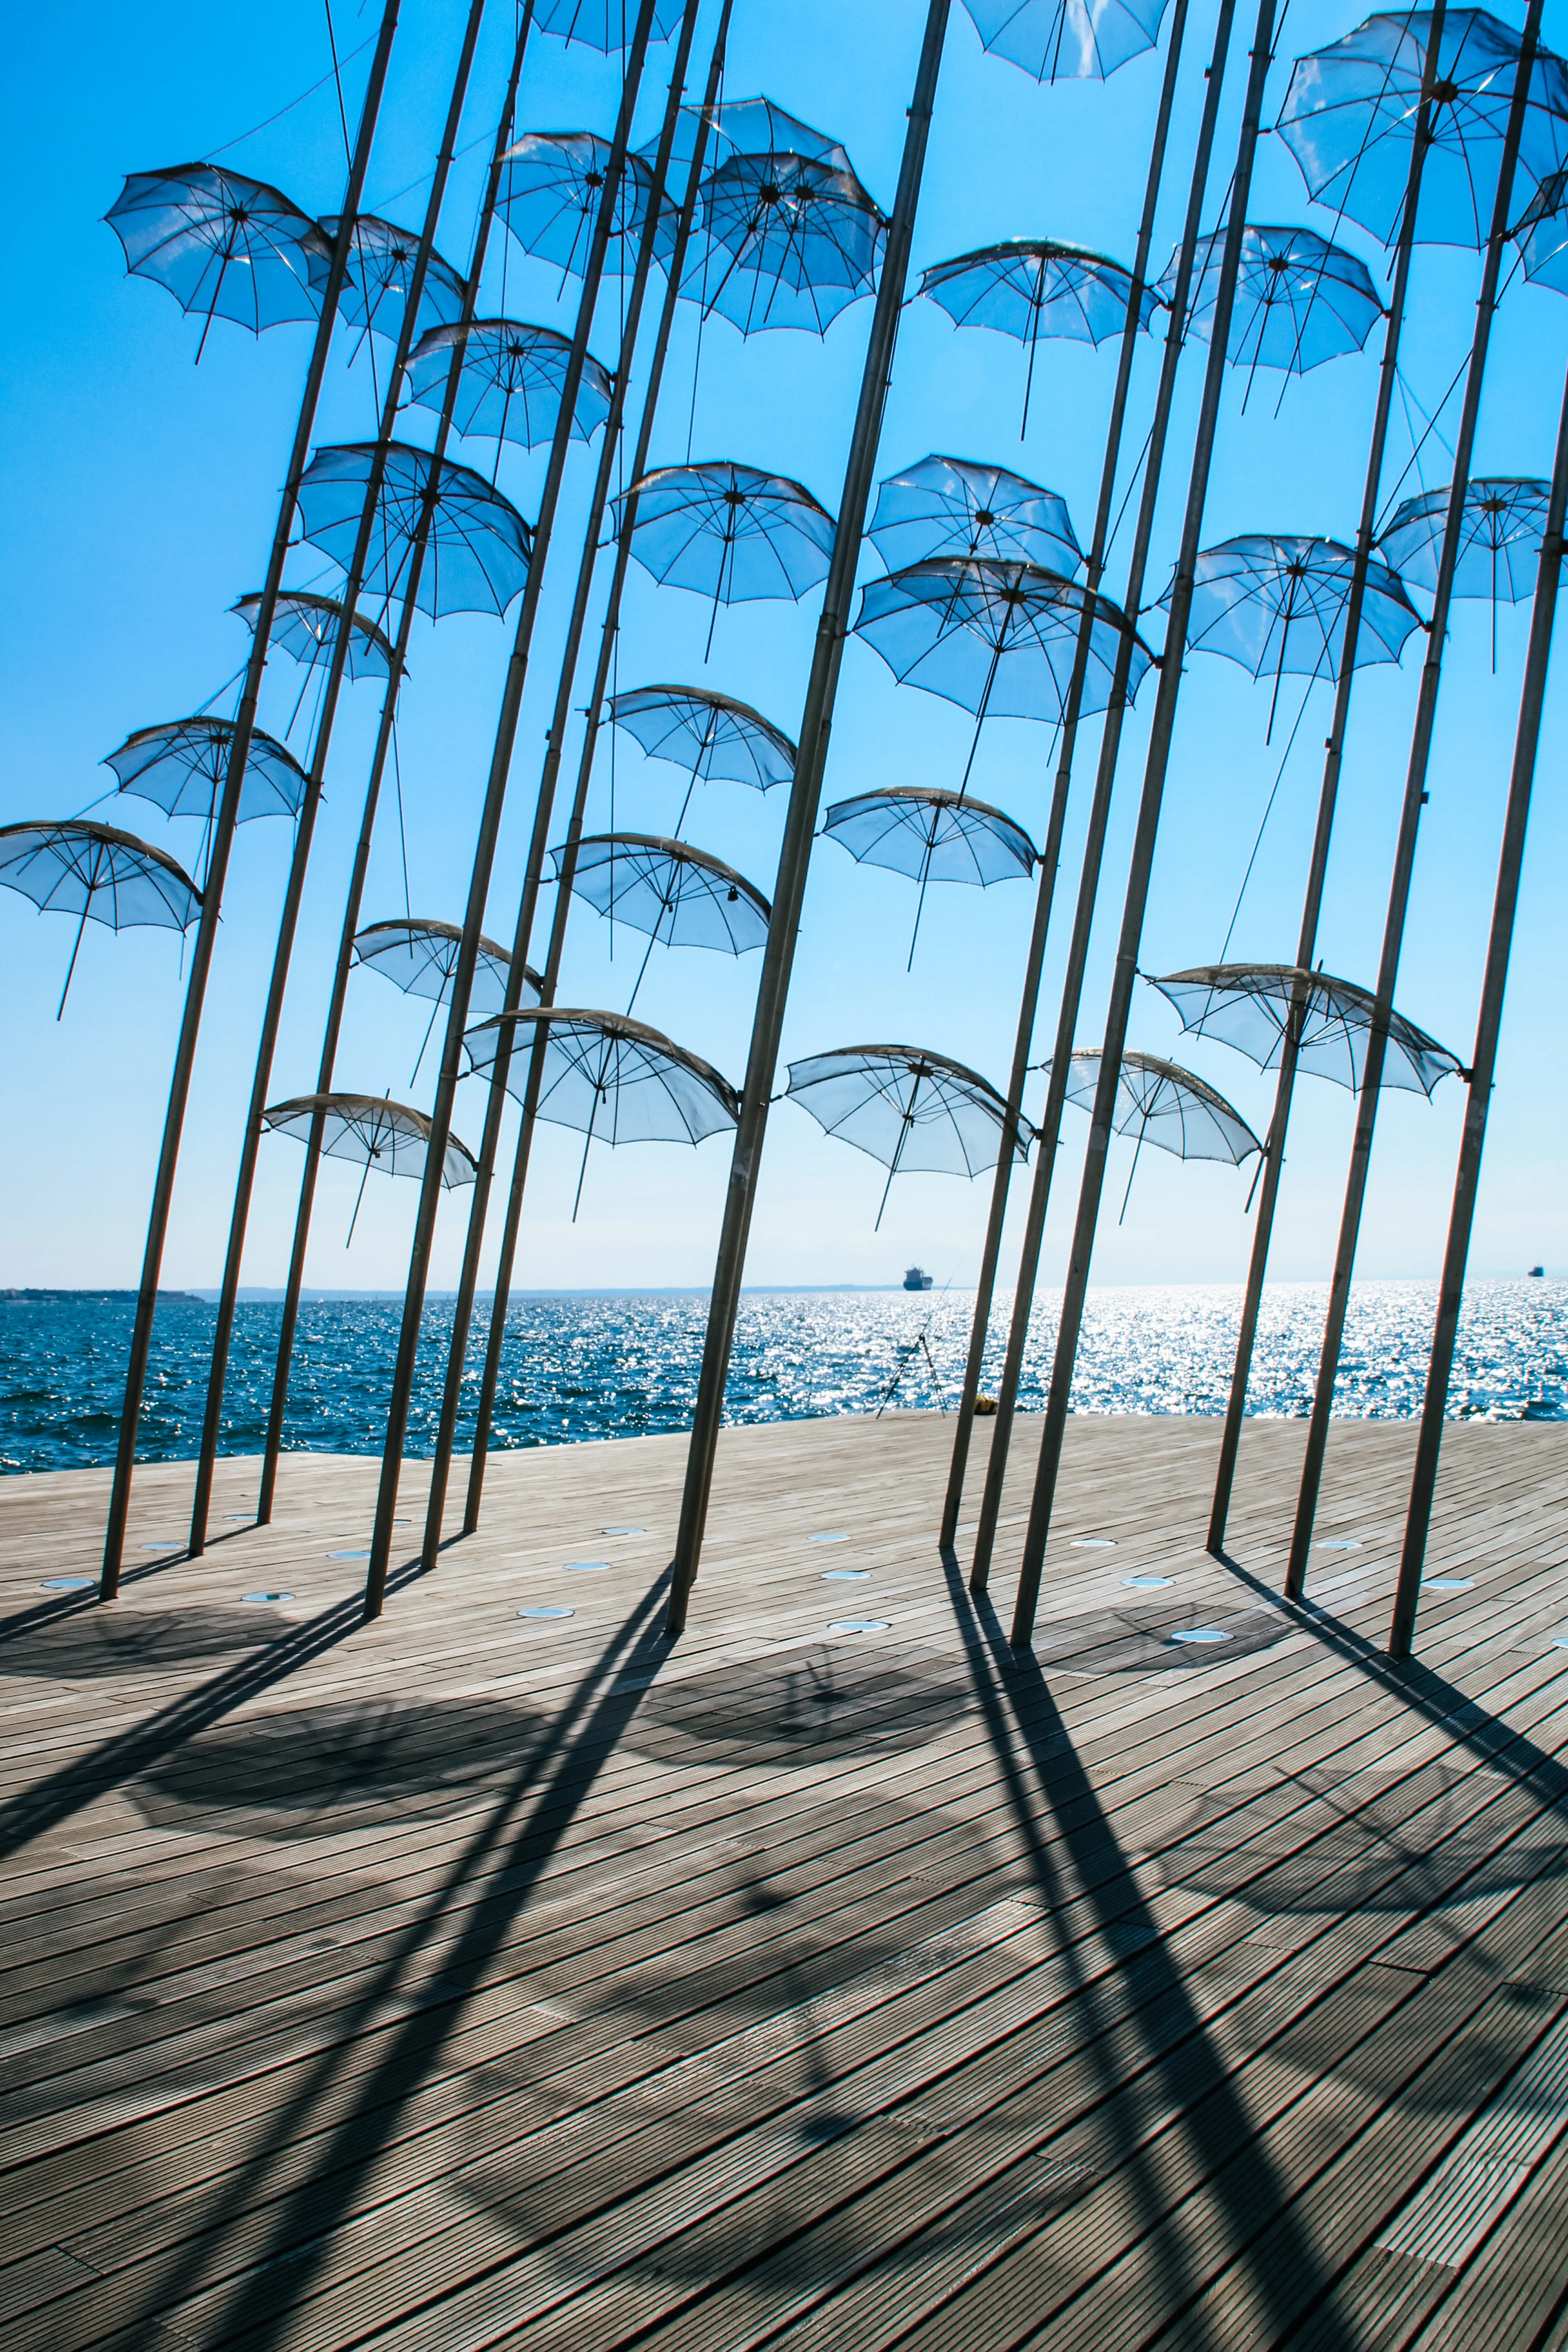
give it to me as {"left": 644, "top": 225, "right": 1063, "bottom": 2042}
{"left": 943, "top": 1557, "right": 1328, "bottom": 2339}
{"left": 106, "top": 1573, "right": 677, "bottom": 2352}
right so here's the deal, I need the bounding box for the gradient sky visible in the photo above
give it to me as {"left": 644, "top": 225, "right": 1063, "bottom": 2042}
{"left": 2, "top": 0, "right": 1565, "bottom": 1302}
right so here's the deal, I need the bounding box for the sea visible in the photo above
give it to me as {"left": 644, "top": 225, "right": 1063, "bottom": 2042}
{"left": 1, "top": 1279, "right": 1564, "bottom": 1476}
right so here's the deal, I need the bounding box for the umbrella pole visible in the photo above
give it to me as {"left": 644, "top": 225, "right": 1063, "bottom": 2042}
{"left": 570, "top": 1077, "right": 604, "bottom": 1223}
{"left": 1284, "top": 5, "right": 1543, "bottom": 1600}
{"left": 874, "top": 1075, "right": 921, "bottom": 1232}
{"left": 906, "top": 819, "right": 938, "bottom": 972}
{"left": 955, "top": 638, "right": 1001, "bottom": 801}
{"left": 345, "top": 1154, "right": 374, "bottom": 1248}
{"left": 961, "top": 0, "right": 1234, "bottom": 1586}
{"left": 101, "top": 0, "right": 402, "bottom": 1598}
{"left": 1205, "top": 11, "right": 1443, "bottom": 1561}
{"left": 186, "top": 0, "right": 494, "bottom": 1562}
{"left": 1116, "top": 1115, "right": 1148, "bottom": 1226}
{"left": 1391, "top": 354, "right": 1568, "bottom": 1656}
{"left": 667, "top": 0, "right": 953, "bottom": 1636}
{"left": 1008, "top": 0, "right": 1278, "bottom": 1653}
{"left": 416, "top": 0, "right": 722, "bottom": 1572}
{"left": 705, "top": 522, "right": 734, "bottom": 664}
{"left": 255, "top": 5, "right": 537, "bottom": 1533}
{"left": 1021, "top": 293, "right": 1042, "bottom": 442}
{"left": 938, "top": 0, "right": 1191, "bottom": 1556}
{"left": 623, "top": 901, "right": 668, "bottom": 1017}
{"left": 56, "top": 901, "right": 91, "bottom": 1020}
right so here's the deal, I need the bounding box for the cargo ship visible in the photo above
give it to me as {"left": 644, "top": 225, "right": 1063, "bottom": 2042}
{"left": 903, "top": 1266, "right": 934, "bottom": 1291}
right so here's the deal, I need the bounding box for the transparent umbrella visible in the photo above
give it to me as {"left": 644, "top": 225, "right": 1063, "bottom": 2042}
{"left": 230, "top": 590, "right": 395, "bottom": 682}
{"left": 784, "top": 1042, "right": 1030, "bottom": 1228}
{"left": 1275, "top": 10, "right": 1568, "bottom": 249}
{"left": 104, "top": 164, "right": 331, "bottom": 358}
{"left": 1170, "top": 225, "right": 1383, "bottom": 393}
{"left": 688, "top": 150, "right": 885, "bottom": 336}
{"left": 0, "top": 818, "right": 201, "bottom": 1016}
{"left": 534, "top": 0, "right": 687, "bottom": 48}
{"left": 1146, "top": 964, "right": 1463, "bottom": 1096}
{"left": 353, "top": 916, "right": 537, "bottom": 1083}
{"left": 262, "top": 1091, "right": 478, "bottom": 1244}
{"left": 648, "top": 94, "right": 854, "bottom": 182}
{"left": 555, "top": 834, "right": 771, "bottom": 1011}
{"left": 1039, "top": 1046, "right": 1261, "bottom": 1219}
{"left": 868, "top": 454, "right": 1082, "bottom": 575}
{"left": 499, "top": 132, "right": 672, "bottom": 281}
{"left": 320, "top": 214, "right": 466, "bottom": 354}
{"left": 104, "top": 718, "right": 308, "bottom": 825}
{"left": 822, "top": 785, "right": 1036, "bottom": 968}
{"left": 919, "top": 237, "right": 1161, "bottom": 434}
{"left": 854, "top": 557, "right": 1152, "bottom": 790}
{"left": 463, "top": 1006, "right": 739, "bottom": 1216}
{"left": 607, "top": 684, "right": 795, "bottom": 828}
{"left": 296, "top": 441, "right": 531, "bottom": 620}
{"left": 1174, "top": 534, "right": 1422, "bottom": 735}
{"left": 1379, "top": 477, "right": 1550, "bottom": 666}
{"left": 958, "top": 0, "right": 1172, "bottom": 81}
{"left": 616, "top": 460, "right": 837, "bottom": 658}
{"left": 405, "top": 319, "right": 613, "bottom": 450}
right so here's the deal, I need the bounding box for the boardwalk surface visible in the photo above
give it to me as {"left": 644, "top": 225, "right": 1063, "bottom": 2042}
{"left": 1, "top": 1408, "right": 1566, "bottom": 2350}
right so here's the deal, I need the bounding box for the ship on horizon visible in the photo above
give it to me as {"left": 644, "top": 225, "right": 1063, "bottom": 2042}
{"left": 903, "top": 1265, "right": 934, "bottom": 1291}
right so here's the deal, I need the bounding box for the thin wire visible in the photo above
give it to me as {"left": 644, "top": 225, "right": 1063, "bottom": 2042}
{"left": 1216, "top": 670, "right": 1321, "bottom": 964}
{"left": 204, "top": 31, "right": 376, "bottom": 161}
{"left": 392, "top": 716, "right": 412, "bottom": 921}
{"left": 323, "top": 0, "right": 354, "bottom": 169}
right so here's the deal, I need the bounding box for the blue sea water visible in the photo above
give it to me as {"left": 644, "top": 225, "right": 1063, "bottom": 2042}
{"left": 1, "top": 1280, "right": 1564, "bottom": 1476}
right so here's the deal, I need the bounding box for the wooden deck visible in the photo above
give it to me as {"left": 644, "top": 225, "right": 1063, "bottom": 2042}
{"left": 2, "top": 1408, "right": 1567, "bottom": 2351}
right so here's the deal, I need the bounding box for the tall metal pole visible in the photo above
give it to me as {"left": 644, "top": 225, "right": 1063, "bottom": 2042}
{"left": 665, "top": 0, "right": 953, "bottom": 1638}
{"left": 187, "top": 0, "right": 494, "bottom": 1559}
{"left": 362, "top": 0, "right": 664, "bottom": 1620}
{"left": 255, "top": 3, "right": 537, "bottom": 1530}
{"left": 1391, "top": 351, "right": 1568, "bottom": 1656}
{"left": 938, "top": 0, "right": 1190, "bottom": 1553}
{"left": 966, "top": 0, "right": 1241, "bottom": 1592}
{"left": 1205, "top": 5, "right": 1446, "bottom": 1560}
{"left": 100, "top": 0, "right": 402, "bottom": 1600}
{"left": 417, "top": 0, "right": 711, "bottom": 1569}
{"left": 1284, "top": 0, "right": 1544, "bottom": 1599}
{"left": 1009, "top": 0, "right": 1280, "bottom": 1651}
{"left": 430, "top": 0, "right": 734, "bottom": 1560}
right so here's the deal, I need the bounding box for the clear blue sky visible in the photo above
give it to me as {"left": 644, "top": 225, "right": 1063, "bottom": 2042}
{"left": 2, "top": 0, "right": 1564, "bottom": 1298}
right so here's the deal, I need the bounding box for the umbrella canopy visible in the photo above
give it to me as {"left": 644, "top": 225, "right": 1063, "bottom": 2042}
{"left": 1514, "top": 163, "right": 1568, "bottom": 289}
{"left": 463, "top": 1008, "right": 740, "bottom": 1141}
{"left": 919, "top": 237, "right": 1161, "bottom": 433}
{"left": 824, "top": 785, "right": 1036, "bottom": 968}
{"left": 104, "top": 165, "right": 331, "bottom": 351}
{"left": 650, "top": 95, "right": 855, "bottom": 181}
{"left": 555, "top": 834, "right": 771, "bottom": 955}
{"left": 868, "top": 455, "right": 1082, "bottom": 575}
{"left": 688, "top": 149, "right": 886, "bottom": 336}
{"left": 0, "top": 818, "right": 202, "bottom": 1016}
{"left": 824, "top": 786, "right": 1036, "bottom": 886}
{"left": 0, "top": 818, "right": 200, "bottom": 932}
{"left": 230, "top": 590, "right": 395, "bottom": 682}
{"left": 104, "top": 718, "right": 308, "bottom": 824}
{"left": 617, "top": 461, "right": 836, "bottom": 655}
{"left": 352, "top": 917, "right": 536, "bottom": 1019}
{"left": 263, "top": 1092, "right": 477, "bottom": 1242}
{"left": 1380, "top": 477, "right": 1550, "bottom": 607}
{"left": 296, "top": 441, "right": 531, "bottom": 620}
{"left": 405, "top": 319, "right": 613, "bottom": 449}
{"left": 499, "top": 132, "right": 672, "bottom": 278}
{"left": 854, "top": 558, "right": 1152, "bottom": 728}
{"left": 784, "top": 1041, "right": 1029, "bottom": 1228}
{"left": 1171, "top": 224, "right": 1383, "bottom": 377}
{"left": 1175, "top": 536, "right": 1421, "bottom": 727}
{"left": 1276, "top": 10, "right": 1568, "bottom": 250}
{"left": 320, "top": 214, "right": 466, "bottom": 350}
{"left": 958, "top": 0, "right": 1172, "bottom": 80}
{"left": 534, "top": 0, "right": 687, "bottom": 48}
{"left": 1041, "top": 1048, "right": 1261, "bottom": 1164}
{"left": 607, "top": 684, "right": 796, "bottom": 793}
{"left": 1147, "top": 964, "right": 1464, "bottom": 1097}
